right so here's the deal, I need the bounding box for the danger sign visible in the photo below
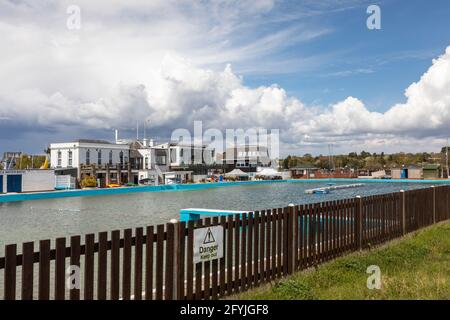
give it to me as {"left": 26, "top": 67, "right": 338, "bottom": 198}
{"left": 193, "top": 225, "right": 224, "bottom": 263}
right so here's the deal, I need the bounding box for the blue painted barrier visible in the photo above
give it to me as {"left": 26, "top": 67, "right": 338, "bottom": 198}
{"left": 179, "top": 208, "right": 248, "bottom": 222}
{"left": 0, "top": 178, "right": 449, "bottom": 203}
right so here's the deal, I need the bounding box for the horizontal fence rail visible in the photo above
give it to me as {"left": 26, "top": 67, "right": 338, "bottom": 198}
{"left": 1, "top": 185, "right": 449, "bottom": 300}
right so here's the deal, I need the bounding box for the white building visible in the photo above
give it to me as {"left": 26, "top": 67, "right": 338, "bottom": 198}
{"left": 134, "top": 140, "right": 214, "bottom": 184}
{"left": 130, "top": 139, "right": 170, "bottom": 185}
{"left": 49, "top": 139, "right": 130, "bottom": 169}
{"left": 1, "top": 169, "right": 55, "bottom": 193}
{"left": 217, "top": 145, "right": 271, "bottom": 172}
{"left": 155, "top": 142, "right": 216, "bottom": 168}
{"left": 48, "top": 137, "right": 216, "bottom": 186}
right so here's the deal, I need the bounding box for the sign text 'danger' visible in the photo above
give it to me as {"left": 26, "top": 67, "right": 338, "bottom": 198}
{"left": 193, "top": 225, "right": 224, "bottom": 263}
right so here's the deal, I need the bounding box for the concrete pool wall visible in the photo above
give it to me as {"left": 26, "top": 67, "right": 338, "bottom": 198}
{"left": 1, "top": 178, "right": 449, "bottom": 203}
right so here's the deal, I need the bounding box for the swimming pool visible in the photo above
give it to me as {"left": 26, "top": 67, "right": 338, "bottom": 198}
{"left": 0, "top": 179, "right": 442, "bottom": 251}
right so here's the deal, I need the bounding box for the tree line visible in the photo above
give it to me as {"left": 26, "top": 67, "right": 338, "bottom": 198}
{"left": 282, "top": 147, "right": 449, "bottom": 170}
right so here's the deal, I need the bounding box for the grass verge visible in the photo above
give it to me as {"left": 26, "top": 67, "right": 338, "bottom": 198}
{"left": 231, "top": 221, "right": 450, "bottom": 300}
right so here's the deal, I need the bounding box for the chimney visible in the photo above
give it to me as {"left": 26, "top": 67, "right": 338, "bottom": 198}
{"left": 149, "top": 139, "right": 154, "bottom": 147}
{"left": 115, "top": 129, "right": 119, "bottom": 144}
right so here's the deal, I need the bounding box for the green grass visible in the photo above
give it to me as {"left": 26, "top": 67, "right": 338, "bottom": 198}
{"left": 232, "top": 221, "right": 450, "bottom": 300}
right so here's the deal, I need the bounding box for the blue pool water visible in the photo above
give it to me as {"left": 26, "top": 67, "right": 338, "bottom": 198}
{"left": 0, "top": 180, "right": 440, "bottom": 251}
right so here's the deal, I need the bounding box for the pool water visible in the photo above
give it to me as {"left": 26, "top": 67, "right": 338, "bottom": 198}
{"left": 0, "top": 181, "right": 432, "bottom": 251}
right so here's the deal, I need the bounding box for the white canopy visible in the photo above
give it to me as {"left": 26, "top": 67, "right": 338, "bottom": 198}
{"left": 225, "top": 169, "right": 249, "bottom": 177}
{"left": 257, "top": 168, "right": 280, "bottom": 176}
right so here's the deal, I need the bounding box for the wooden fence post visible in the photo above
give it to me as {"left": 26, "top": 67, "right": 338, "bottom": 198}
{"left": 172, "top": 220, "right": 180, "bottom": 300}
{"left": 287, "top": 204, "right": 295, "bottom": 275}
{"left": 432, "top": 186, "right": 436, "bottom": 224}
{"left": 355, "top": 196, "right": 363, "bottom": 251}
{"left": 400, "top": 190, "right": 406, "bottom": 235}
{"left": 164, "top": 223, "right": 175, "bottom": 300}
{"left": 4, "top": 244, "right": 17, "bottom": 300}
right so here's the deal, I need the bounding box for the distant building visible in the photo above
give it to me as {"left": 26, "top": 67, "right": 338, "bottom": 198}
{"left": 1, "top": 169, "right": 55, "bottom": 193}
{"left": 49, "top": 139, "right": 131, "bottom": 184}
{"left": 391, "top": 166, "right": 423, "bottom": 179}
{"left": 129, "top": 139, "right": 170, "bottom": 185}
{"left": 422, "top": 164, "right": 441, "bottom": 179}
{"left": 154, "top": 141, "right": 215, "bottom": 169}
{"left": 289, "top": 165, "right": 318, "bottom": 179}
{"left": 217, "top": 145, "right": 271, "bottom": 173}
{"left": 50, "top": 139, "right": 130, "bottom": 169}
{"left": 49, "top": 137, "right": 214, "bottom": 186}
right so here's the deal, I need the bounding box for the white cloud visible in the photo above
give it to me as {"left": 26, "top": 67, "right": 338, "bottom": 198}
{"left": 302, "top": 47, "right": 450, "bottom": 140}
{"left": 0, "top": 1, "right": 449, "bottom": 154}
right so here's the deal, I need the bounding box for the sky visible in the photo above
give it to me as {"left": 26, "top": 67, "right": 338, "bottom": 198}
{"left": 0, "top": 0, "right": 450, "bottom": 156}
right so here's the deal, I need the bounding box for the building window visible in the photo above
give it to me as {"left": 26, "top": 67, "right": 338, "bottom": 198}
{"left": 98, "top": 150, "right": 102, "bottom": 165}
{"left": 180, "top": 148, "right": 184, "bottom": 158}
{"left": 57, "top": 151, "right": 62, "bottom": 166}
{"left": 119, "top": 151, "right": 124, "bottom": 166}
{"left": 109, "top": 150, "right": 113, "bottom": 165}
{"left": 86, "top": 150, "right": 90, "bottom": 165}
{"left": 68, "top": 151, "right": 73, "bottom": 167}
{"left": 145, "top": 157, "right": 149, "bottom": 169}
{"left": 156, "top": 156, "right": 166, "bottom": 165}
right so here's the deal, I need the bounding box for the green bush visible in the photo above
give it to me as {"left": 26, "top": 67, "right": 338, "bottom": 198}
{"left": 81, "top": 176, "right": 97, "bottom": 188}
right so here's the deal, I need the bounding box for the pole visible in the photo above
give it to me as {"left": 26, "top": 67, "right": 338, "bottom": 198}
{"left": 172, "top": 220, "right": 180, "bottom": 300}
{"left": 144, "top": 120, "right": 146, "bottom": 141}
{"left": 331, "top": 144, "right": 335, "bottom": 171}
{"left": 446, "top": 138, "right": 449, "bottom": 178}
{"left": 136, "top": 120, "right": 139, "bottom": 141}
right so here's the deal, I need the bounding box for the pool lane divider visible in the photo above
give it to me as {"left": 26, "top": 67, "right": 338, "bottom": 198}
{"left": 0, "top": 178, "right": 449, "bottom": 203}
{"left": 305, "top": 183, "right": 365, "bottom": 194}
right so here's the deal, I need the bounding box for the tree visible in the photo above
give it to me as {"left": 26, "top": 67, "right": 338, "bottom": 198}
{"left": 364, "top": 157, "right": 383, "bottom": 170}
{"left": 360, "top": 150, "right": 371, "bottom": 158}
{"left": 283, "top": 155, "right": 291, "bottom": 169}
{"left": 303, "top": 153, "right": 314, "bottom": 163}
{"left": 280, "top": 147, "right": 444, "bottom": 171}
{"left": 14, "top": 154, "right": 46, "bottom": 169}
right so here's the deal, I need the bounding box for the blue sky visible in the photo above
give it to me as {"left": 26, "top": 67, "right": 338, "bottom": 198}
{"left": 0, "top": 0, "right": 450, "bottom": 156}
{"left": 244, "top": 0, "right": 450, "bottom": 111}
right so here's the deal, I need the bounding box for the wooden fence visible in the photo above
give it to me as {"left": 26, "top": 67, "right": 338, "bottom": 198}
{"left": 1, "top": 185, "right": 449, "bottom": 300}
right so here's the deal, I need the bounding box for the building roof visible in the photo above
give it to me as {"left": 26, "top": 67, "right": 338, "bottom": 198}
{"left": 168, "top": 141, "right": 209, "bottom": 147}
{"left": 226, "top": 145, "right": 269, "bottom": 150}
{"left": 130, "top": 149, "right": 142, "bottom": 158}
{"left": 423, "top": 163, "right": 440, "bottom": 170}
{"left": 290, "top": 164, "right": 317, "bottom": 170}
{"left": 77, "top": 139, "right": 111, "bottom": 144}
